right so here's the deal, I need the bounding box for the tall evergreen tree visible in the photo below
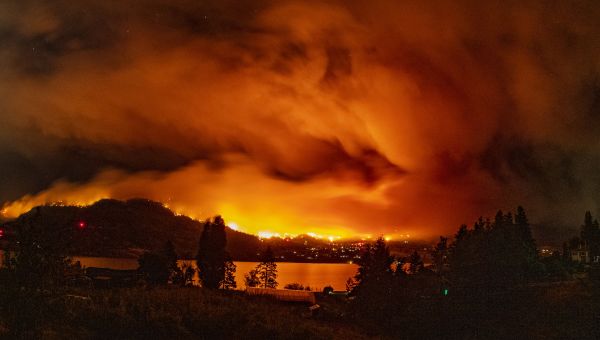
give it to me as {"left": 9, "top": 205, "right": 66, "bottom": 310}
{"left": 592, "top": 216, "right": 599, "bottom": 259}
{"left": 494, "top": 210, "right": 505, "bottom": 228}
{"left": 582, "top": 211, "right": 595, "bottom": 241}
{"left": 163, "top": 240, "right": 183, "bottom": 282}
{"left": 353, "top": 238, "right": 394, "bottom": 288}
{"left": 350, "top": 237, "right": 395, "bottom": 320}
{"left": 433, "top": 237, "right": 448, "bottom": 274}
{"left": 2, "top": 208, "right": 78, "bottom": 336}
{"left": 581, "top": 211, "right": 600, "bottom": 261}
{"left": 432, "top": 237, "right": 449, "bottom": 295}
{"left": 255, "top": 246, "right": 278, "bottom": 288}
{"left": 138, "top": 240, "right": 182, "bottom": 285}
{"left": 221, "top": 256, "right": 237, "bottom": 290}
{"left": 196, "top": 216, "right": 227, "bottom": 289}
{"left": 449, "top": 207, "right": 540, "bottom": 294}
{"left": 407, "top": 251, "right": 424, "bottom": 274}
{"left": 515, "top": 206, "right": 537, "bottom": 258}
{"left": 138, "top": 251, "right": 170, "bottom": 285}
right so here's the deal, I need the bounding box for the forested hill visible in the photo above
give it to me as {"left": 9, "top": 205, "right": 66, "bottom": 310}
{"left": 3, "top": 199, "right": 262, "bottom": 259}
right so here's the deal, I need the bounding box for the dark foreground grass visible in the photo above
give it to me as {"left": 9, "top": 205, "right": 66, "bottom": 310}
{"left": 353, "top": 281, "right": 600, "bottom": 340}
{"left": 0, "top": 287, "right": 368, "bottom": 340}
{"left": 1, "top": 282, "right": 598, "bottom": 339}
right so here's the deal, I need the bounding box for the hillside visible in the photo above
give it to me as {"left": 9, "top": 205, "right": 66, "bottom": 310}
{"left": 3, "top": 199, "right": 262, "bottom": 259}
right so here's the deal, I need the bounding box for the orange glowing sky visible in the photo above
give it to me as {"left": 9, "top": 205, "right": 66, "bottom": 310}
{"left": 1, "top": 1, "right": 600, "bottom": 240}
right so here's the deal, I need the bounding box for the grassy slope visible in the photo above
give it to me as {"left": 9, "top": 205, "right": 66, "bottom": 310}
{"left": 18, "top": 288, "right": 369, "bottom": 340}
{"left": 1, "top": 282, "right": 598, "bottom": 339}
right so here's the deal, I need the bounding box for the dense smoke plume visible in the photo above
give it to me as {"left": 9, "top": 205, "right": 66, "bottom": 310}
{"left": 1, "top": 0, "right": 600, "bottom": 239}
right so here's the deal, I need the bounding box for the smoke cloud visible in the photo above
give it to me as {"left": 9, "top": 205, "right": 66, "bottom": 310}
{"left": 1, "top": 0, "right": 600, "bottom": 240}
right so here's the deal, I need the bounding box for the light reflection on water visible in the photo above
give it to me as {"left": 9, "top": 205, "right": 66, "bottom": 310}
{"left": 73, "top": 257, "right": 357, "bottom": 291}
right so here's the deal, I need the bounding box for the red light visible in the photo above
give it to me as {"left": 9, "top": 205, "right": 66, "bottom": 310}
{"left": 78, "top": 222, "right": 86, "bottom": 229}
{"left": 0, "top": 229, "right": 4, "bottom": 238}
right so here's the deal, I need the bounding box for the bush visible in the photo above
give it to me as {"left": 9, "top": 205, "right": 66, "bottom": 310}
{"left": 322, "top": 286, "right": 334, "bottom": 295}
{"left": 284, "top": 283, "right": 305, "bottom": 290}
{"left": 138, "top": 240, "right": 183, "bottom": 286}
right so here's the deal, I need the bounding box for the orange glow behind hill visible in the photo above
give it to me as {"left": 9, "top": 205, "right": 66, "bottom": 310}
{"left": 1, "top": 1, "right": 598, "bottom": 241}
{"left": 1, "top": 197, "right": 415, "bottom": 241}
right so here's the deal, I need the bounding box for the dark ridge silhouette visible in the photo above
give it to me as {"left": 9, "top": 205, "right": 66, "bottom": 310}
{"left": 2, "top": 198, "right": 261, "bottom": 259}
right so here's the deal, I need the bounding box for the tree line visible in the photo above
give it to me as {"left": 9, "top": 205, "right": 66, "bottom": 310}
{"left": 137, "top": 215, "right": 279, "bottom": 290}
{"left": 344, "top": 206, "right": 600, "bottom": 337}
{"left": 0, "top": 211, "right": 281, "bottom": 292}
{"left": 2, "top": 205, "right": 600, "bottom": 338}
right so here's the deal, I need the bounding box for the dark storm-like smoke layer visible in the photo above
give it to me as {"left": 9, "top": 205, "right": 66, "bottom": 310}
{"left": 1, "top": 0, "right": 599, "bottom": 239}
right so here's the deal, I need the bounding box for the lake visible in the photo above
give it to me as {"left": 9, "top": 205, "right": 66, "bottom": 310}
{"left": 74, "top": 257, "right": 358, "bottom": 291}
